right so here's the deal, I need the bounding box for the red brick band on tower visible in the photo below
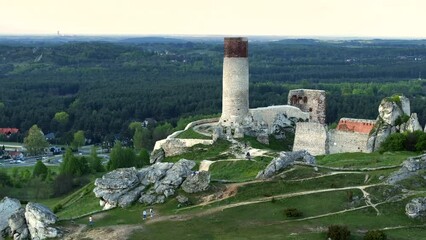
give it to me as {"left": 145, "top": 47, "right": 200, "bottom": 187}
{"left": 224, "top": 37, "right": 248, "bottom": 58}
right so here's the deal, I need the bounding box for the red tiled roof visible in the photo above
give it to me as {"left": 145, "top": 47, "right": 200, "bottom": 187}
{"left": 0, "top": 128, "right": 19, "bottom": 135}
{"left": 336, "top": 119, "right": 375, "bottom": 134}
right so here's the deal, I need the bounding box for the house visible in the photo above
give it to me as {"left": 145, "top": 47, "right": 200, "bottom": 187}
{"left": 0, "top": 128, "right": 19, "bottom": 136}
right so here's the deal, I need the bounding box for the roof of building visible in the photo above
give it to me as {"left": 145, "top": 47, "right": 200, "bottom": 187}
{"left": 0, "top": 128, "right": 19, "bottom": 135}
{"left": 336, "top": 118, "right": 376, "bottom": 134}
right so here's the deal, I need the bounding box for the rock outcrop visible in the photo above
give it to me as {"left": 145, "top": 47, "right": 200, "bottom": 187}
{"left": 386, "top": 154, "right": 426, "bottom": 184}
{"left": 94, "top": 167, "right": 140, "bottom": 209}
{"left": 367, "top": 95, "right": 420, "bottom": 152}
{"left": 406, "top": 197, "right": 426, "bottom": 218}
{"left": 8, "top": 208, "right": 29, "bottom": 240}
{"left": 25, "top": 202, "right": 60, "bottom": 239}
{"left": 94, "top": 159, "right": 207, "bottom": 209}
{"left": 256, "top": 150, "right": 316, "bottom": 179}
{"left": 150, "top": 148, "right": 165, "bottom": 164}
{"left": 181, "top": 171, "right": 211, "bottom": 193}
{"left": 0, "top": 197, "right": 21, "bottom": 238}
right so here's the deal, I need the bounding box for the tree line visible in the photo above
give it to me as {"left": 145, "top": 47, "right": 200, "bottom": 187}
{"left": 0, "top": 40, "right": 425, "bottom": 146}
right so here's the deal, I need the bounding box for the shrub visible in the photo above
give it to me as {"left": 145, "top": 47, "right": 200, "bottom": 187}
{"left": 53, "top": 203, "right": 63, "bottom": 213}
{"left": 284, "top": 208, "right": 303, "bottom": 217}
{"left": 364, "top": 230, "right": 387, "bottom": 240}
{"left": 327, "top": 225, "right": 351, "bottom": 240}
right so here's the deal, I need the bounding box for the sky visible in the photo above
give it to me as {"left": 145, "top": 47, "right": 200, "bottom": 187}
{"left": 1, "top": 0, "right": 425, "bottom": 38}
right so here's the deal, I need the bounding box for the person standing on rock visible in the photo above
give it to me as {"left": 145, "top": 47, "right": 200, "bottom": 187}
{"left": 142, "top": 210, "right": 147, "bottom": 220}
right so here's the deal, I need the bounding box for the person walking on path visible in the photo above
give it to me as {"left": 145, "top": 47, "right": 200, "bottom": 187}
{"left": 89, "top": 216, "right": 93, "bottom": 226}
{"left": 142, "top": 210, "right": 147, "bottom": 220}
{"left": 149, "top": 208, "right": 154, "bottom": 218}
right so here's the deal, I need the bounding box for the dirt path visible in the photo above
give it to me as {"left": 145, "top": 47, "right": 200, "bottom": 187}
{"left": 62, "top": 223, "right": 143, "bottom": 240}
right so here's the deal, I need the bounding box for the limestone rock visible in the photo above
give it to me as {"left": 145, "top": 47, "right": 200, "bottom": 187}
{"left": 272, "top": 113, "right": 296, "bottom": 139}
{"left": 400, "top": 113, "right": 423, "bottom": 132}
{"left": 150, "top": 148, "right": 165, "bottom": 164}
{"left": 93, "top": 167, "right": 140, "bottom": 209}
{"left": 387, "top": 154, "right": 426, "bottom": 184}
{"left": 176, "top": 195, "right": 189, "bottom": 204}
{"left": 256, "top": 133, "right": 269, "bottom": 145}
{"left": 138, "top": 162, "right": 173, "bottom": 186}
{"left": 8, "top": 208, "right": 29, "bottom": 240}
{"left": 118, "top": 185, "right": 146, "bottom": 208}
{"left": 181, "top": 171, "right": 211, "bottom": 193}
{"left": 0, "top": 197, "right": 21, "bottom": 238}
{"left": 139, "top": 192, "right": 165, "bottom": 205}
{"left": 161, "top": 139, "right": 187, "bottom": 157}
{"left": 378, "top": 96, "right": 408, "bottom": 125}
{"left": 25, "top": 202, "right": 60, "bottom": 240}
{"left": 153, "top": 159, "right": 196, "bottom": 197}
{"left": 367, "top": 95, "right": 417, "bottom": 152}
{"left": 256, "top": 150, "right": 316, "bottom": 179}
{"left": 406, "top": 197, "right": 426, "bottom": 218}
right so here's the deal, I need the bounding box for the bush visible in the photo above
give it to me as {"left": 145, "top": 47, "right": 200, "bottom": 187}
{"left": 53, "top": 203, "right": 63, "bottom": 213}
{"left": 327, "top": 225, "right": 351, "bottom": 240}
{"left": 364, "top": 230, "right": 387, "bottom": 240}
{"left": 284, "top": 208, "right": 303, "bottom": 217}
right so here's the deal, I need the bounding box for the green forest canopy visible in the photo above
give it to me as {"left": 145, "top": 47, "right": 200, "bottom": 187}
{"left": 0, "top": 39, "right": 425, "bottom": 144}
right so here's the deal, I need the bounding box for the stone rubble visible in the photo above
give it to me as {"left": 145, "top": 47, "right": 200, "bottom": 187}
{"left": 406, "top": 197, "right": 426, "bottom": 218}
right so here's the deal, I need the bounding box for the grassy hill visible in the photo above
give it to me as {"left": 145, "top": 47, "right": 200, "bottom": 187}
{"left": 42, "top": 139, "right": 426, "bottom": 240}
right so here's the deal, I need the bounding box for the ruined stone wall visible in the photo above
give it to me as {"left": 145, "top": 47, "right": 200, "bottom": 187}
{"left": 293, "top": 122, "right": 328, "bottom": 156}
{"left": 249, "top": 105, "right": 309, "bottom": 134}
{"left": 288, "top": 89, "right": 326, "bottom": 124}
{"left": 328, "top": 130, "right": 369, "bottom": 154}
{"left": 336, "top": 118, "right": 376, "bottom": 134}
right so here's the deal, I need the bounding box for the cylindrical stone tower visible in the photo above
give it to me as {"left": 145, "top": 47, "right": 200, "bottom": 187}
{"left": 219, "top": 37, "right": 249, "bottom": 127}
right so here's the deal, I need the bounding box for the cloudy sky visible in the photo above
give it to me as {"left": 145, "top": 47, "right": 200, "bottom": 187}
{"left": 1, "top": 0, "right": 425, "bottom": 38}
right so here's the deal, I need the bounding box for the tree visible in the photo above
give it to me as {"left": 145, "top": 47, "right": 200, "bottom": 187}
{"left": 89, "top": 146, "right": 104, "bottom": 172}
{"left": 129, "top": 122, "right": 143, "bottom": 151}
{"left": 24, "top": 125, "right": 49, "bottom": 156}
{"left": 33, "top": 160, "right": 48, "bottom": 180}
{"left": 327, "top": 225, "right": 351, "bottom": 240}
{"left": 364, "top": 230, "right": 387, "bottom": 240}
{"left": 72, "top": 130, "right": 85, "bottom": 150}
{"left": 53, "top": 111, "right": 69, "bottom": 125}
{"left": 60, "top": 148, "right": 89, "bottom": 176}
{"left": 108, "top": 141, "right": 136, "bottom": 170}
{"left": 135, "top": 148, "right": 150, "bottom": 168}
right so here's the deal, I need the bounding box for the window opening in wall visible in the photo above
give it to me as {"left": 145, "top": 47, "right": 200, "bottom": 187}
{"left": 303, "top": 96, "right": 308, "bottom": 103}
{"left": 309, "top": 108, "right": 313, "bottom": 112}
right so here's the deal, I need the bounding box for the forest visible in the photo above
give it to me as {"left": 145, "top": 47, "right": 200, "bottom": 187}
{"left": 0, "top": 38, "right": 425, "bottom": 146}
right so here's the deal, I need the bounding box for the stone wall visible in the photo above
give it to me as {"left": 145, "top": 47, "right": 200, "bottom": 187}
{"left": 293, "top": 122, "right": 328, "bottom": 156}
{"left": 336, "top": 118, "right": 376, "bottom": 134}
{"left": 328, "top": 130, "right": 369, "bottom": 154}
{"left": 288, "top": 89, "right": 326, "bottom": 124}
{"left": 249, "top": 105, "right": 309, "bottom": 134}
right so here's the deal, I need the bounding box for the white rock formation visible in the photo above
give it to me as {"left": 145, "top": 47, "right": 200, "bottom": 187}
{"left": 25, "top": 202, "right": 60, "bottom": 240}
{"left": 0, "top": 197, "right": 21, "bottom": 238}
{"left": 406, "top": 197, "right": 426, "bottom": 218}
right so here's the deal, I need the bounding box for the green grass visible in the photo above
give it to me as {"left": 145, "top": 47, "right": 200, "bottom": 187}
{"left": 164, "top": 139, "right": 232, "bottom": 162}
{"left": 279, "top": 165, "right": 327, "bottom": 180}
{"left": 316, "top": 151, "right": 417, "bottom": 168}
{"left": 209, "top": 160, "right": 269, "bottom": 182}
{"left": 176, "top": 128, "right": 211, "bottom": 140}
{"left": 242, "top": 135, "right": 293, "bottom": 152}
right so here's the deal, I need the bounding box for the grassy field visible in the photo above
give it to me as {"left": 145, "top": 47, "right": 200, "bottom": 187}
{"left": 209, "top": 159, "right": 269, "bottom": 182}
{"left": 176, "top": 128, "right": 211, "bottom": 140}
{"left": 4, "top": 147, "right": 424, "bottom": 239}
{"left": 316, "top": 151, "right": 417, "bottom": 168}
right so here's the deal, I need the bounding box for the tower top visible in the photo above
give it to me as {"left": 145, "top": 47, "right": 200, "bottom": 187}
{"left": 224, "top": 37, "right": 248, "bottom": 58}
